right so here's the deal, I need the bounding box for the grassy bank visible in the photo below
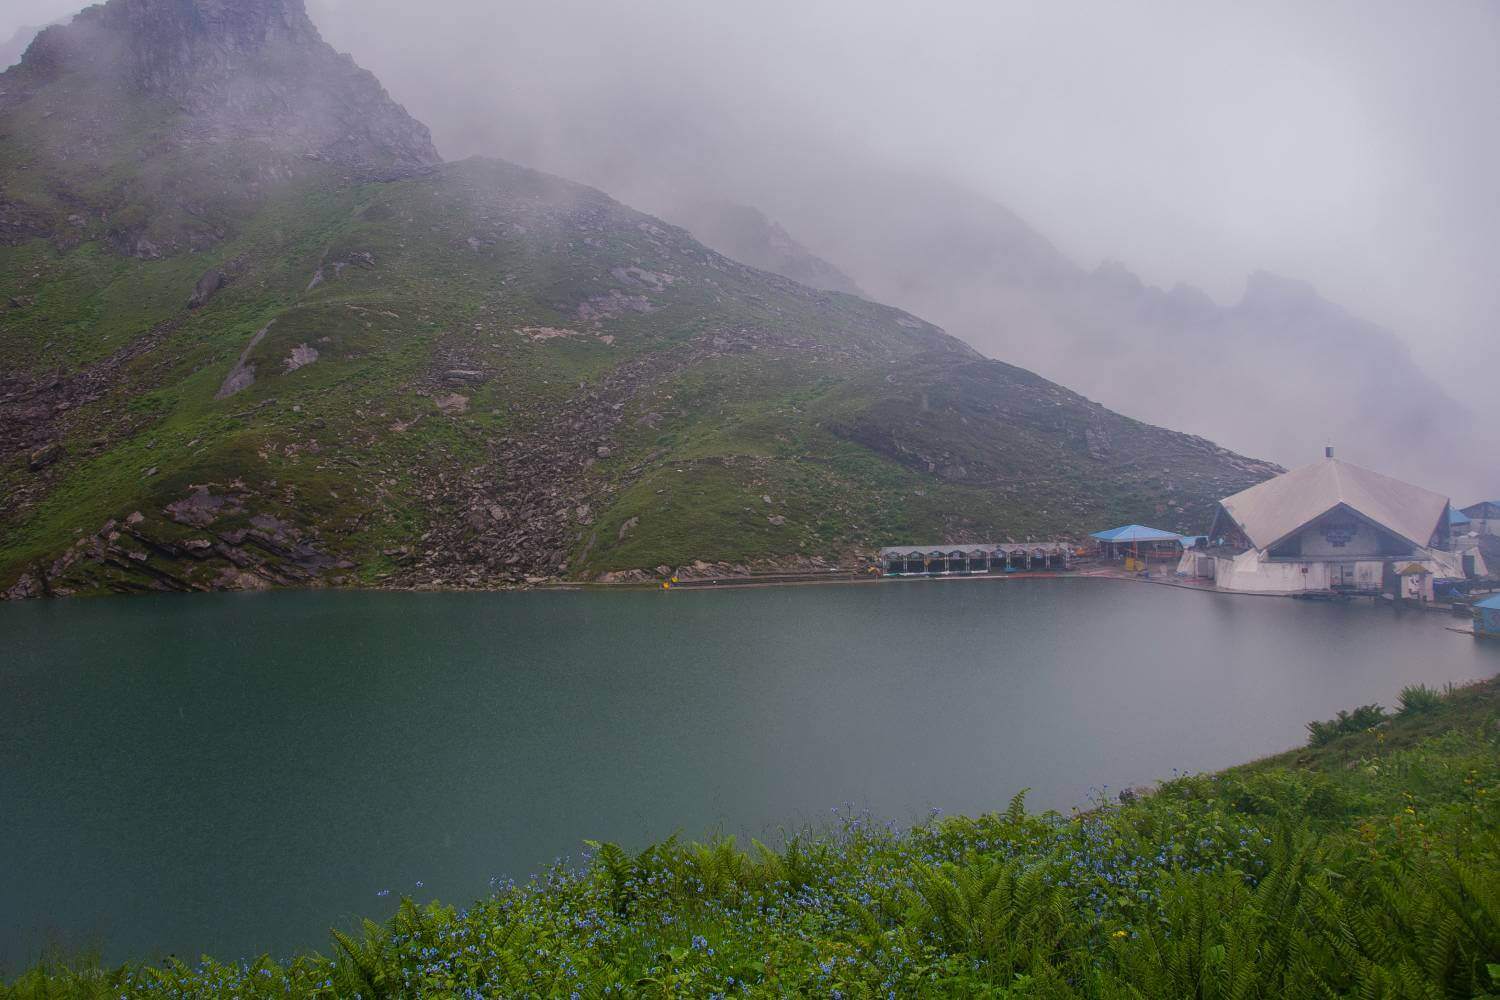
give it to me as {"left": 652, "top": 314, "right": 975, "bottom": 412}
{"left": 6, "top": 679, "right": 1498, "bottom": 999}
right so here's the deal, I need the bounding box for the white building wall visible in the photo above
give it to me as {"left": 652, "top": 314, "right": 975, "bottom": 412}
{"left": 1211, "top": 548, "right": 1462, "bottom": 596}
{"left": 1212, "top": 551, "right": 1332, "bottom": 593}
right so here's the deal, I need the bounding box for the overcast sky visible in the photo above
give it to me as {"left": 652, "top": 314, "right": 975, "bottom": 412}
{"left": 7, "top": 0, "right": 1497, "bottom": 471}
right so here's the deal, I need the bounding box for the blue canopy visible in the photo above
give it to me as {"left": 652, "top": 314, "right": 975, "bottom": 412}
{"left": 1476, "top": 595, "right": 1500, "bottom": 611}
{"left": 1450, "top": 508, "right": 1472, "bottom": 525}
{"left": 1090, "top": 524, "right": 1184, "bottom": 544}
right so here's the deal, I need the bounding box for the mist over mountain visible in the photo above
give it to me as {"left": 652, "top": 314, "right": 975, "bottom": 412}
{"left": 719, "top": 169, "right": 1477, "bottom": 494}
{"left": 665, "top": 201, "right": 864, "bottom": 297}
{"left": 267, "top": 0, "right": 1498, "bottom": 502}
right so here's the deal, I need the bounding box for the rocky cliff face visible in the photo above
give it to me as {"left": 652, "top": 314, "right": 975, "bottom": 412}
{"left": 0, "top": 0, "right": 438, "bottom": 255}
{"left": 18, "top": 0, "right": 438, "bottom": 175}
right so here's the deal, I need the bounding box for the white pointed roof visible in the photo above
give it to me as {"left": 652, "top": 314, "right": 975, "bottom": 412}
{"left": 1219, "top": 458, "right": 1448, "bottom": 551}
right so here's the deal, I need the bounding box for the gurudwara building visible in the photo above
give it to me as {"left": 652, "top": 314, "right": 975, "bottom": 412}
{"left": 1179, "top": 451, "right": 1463, "bottom": 598}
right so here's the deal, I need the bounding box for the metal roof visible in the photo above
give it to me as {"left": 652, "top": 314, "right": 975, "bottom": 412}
{"left": 1475, "top": 595, "right": 1500, "bottom": 610}
{"left": 1451, "top": 508, "right": 1472, "bottom": 525}
{"left": 879, "top": 542, "right": 1071, "bottom": 557}
{"left": 1089, "top": 524, "right": 1183, "bottom": 544}
{"left": 1217, "top": 458, "right": 1448, "bottom": 552}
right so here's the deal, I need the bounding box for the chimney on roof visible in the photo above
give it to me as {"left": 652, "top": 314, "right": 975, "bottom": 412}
{"left": 1325, "top": 446, "right": 1335, "bottom": 459}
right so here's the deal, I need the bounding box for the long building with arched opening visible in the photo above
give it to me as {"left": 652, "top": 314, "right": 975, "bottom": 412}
{"left": 879, "top": 543, "right": 1073, "bottom": 577}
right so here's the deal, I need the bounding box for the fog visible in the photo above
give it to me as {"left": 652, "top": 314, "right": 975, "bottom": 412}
{"left": 5, "top": 0, "right": 1496, "bottom": 499}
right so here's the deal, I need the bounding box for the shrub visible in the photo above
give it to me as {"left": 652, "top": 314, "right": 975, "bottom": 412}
{"left": 1398, "top": 683, "right": 1443, "bottom": 715}
{"left": 1307, "top": 703, "right": 1386, "bottom": 746}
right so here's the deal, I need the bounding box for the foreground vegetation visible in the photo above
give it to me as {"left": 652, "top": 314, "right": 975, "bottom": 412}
{"left": 7, "top": 678, "right": 1498, "bottom": 998}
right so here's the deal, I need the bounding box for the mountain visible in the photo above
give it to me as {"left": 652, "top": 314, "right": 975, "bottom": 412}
{"left": 667, "top": 200, "right": 864, "bottom": 296}
{"left": 0, "top": 0, "right": 438, "bottom": 257}
{"left": 0, "top": 22, "right": 50, "bottom": 70}
{"left": 741, "top": 170, "right": 1476, "bottom": 494}
{"left": 0, "top": 0, "right": 1279, "bottom": 599}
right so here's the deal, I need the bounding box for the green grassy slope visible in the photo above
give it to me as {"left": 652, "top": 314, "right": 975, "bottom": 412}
{"left": 6, "top": 676, "right": 1497, "bottom": 997}
{"left": 1, "top": 154, "right": 1281, "bottom": 596}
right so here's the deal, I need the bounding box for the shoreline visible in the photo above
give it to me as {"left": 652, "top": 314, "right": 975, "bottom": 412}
{"left": 5, "top": 563, "right": 1485, "bottom": 605}
{"left": 540, "top": 565, "right": 1487, "bottom": 610}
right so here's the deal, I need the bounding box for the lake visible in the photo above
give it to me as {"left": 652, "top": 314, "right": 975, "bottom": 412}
{"left": 2, "top": 578, "right": 1496, "bottom": 969}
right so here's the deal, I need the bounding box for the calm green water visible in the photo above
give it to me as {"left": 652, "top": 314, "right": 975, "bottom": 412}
{"left": 2, "top": 579, "right": 1496, "bottom": 968}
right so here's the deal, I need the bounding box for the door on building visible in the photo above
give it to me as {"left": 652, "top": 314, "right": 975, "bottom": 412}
{"left": 1332, "top": 564, "right": 1356, "bottom": 590}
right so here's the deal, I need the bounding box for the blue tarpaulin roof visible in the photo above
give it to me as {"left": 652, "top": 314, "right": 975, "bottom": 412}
{"left": 1090, "top": 524, "right": 1184, "bottom": 544}
{"left": 1451, "top": 508, "right": 1472, "bottom": 525}
{"left": 1476, "top": 595, "right": 1500, "bottom": 611}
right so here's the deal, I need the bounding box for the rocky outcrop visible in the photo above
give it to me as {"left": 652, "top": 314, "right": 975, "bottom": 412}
{"left": 18, "top": 0, "right": 439, "bottom": 178}
{"left": 285, "top": 344, "right": 319, "bottom": 372}
{"left": 10, "top": 488, "right": 356, "bottom": 598}
{"left": 188, "top": 268, "right": 228, "bottom": 309}
{"left": 1, "top": 0, "right": 439, "bottom": 260}
{"left": 27, "top": 442, "right": 63, "bottom": 471}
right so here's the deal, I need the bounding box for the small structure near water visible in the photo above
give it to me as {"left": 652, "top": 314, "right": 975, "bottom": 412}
{"left": 879, "top": 543, "right": 1073, "bottom": 577}
{"left": 1090, "top": 525, "right": 1188, "bottom": 565}
{"left": 1476, "top": 595, "right": 1500, "bottom": 638}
